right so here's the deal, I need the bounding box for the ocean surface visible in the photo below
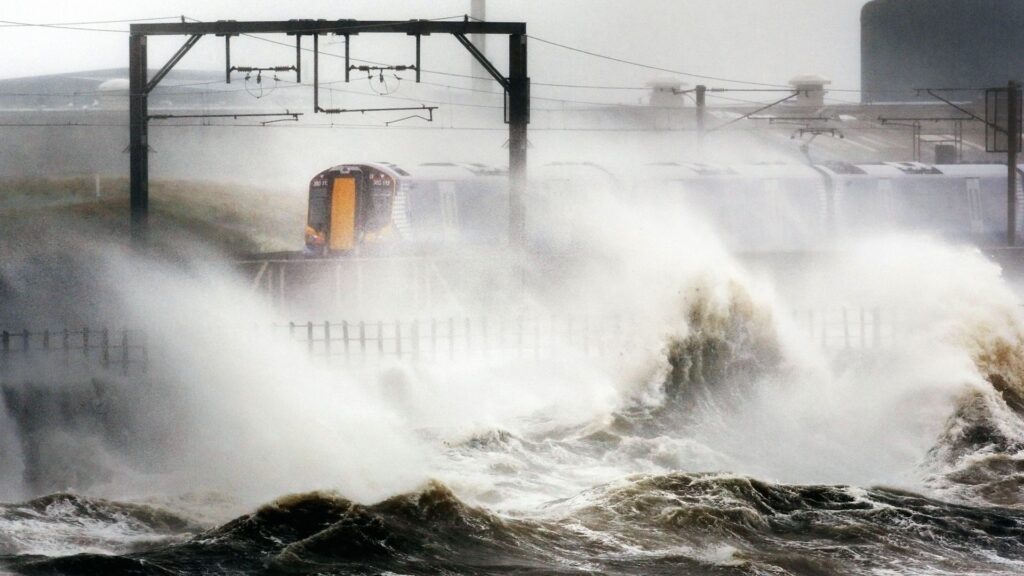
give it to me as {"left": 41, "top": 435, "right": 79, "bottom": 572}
{"left": 2, "top": 241, "right": 1024, "bottom": 575}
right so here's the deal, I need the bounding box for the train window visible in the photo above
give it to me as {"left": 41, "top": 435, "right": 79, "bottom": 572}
{"left": 308, "top": 189, "right": 329, "bottom": 231}
{"left": 966, "top": 178, "right": 983, "bottom": 234}
{"left": 439, "top": 181, "right": 459, "bottom": 242}
{"left": 879, "top": 179, "right": 896, "bottom": 223}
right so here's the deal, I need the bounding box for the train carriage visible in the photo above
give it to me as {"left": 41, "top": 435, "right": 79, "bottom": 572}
{"left": 305, "top": 162, "right": 508, "bottom": 256}
{"left": 636, "top": 162, "right": 830, "bottom": 252}
{"left": 306, "top": 160, "right": 1024, "bottom": 257}
{"left": 819, "top": 162, "right": 1024, "bottom": 246}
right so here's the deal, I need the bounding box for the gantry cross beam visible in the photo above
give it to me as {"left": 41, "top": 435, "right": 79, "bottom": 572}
{"left": 128, "top": 19, "right": 529, "bottom": 246}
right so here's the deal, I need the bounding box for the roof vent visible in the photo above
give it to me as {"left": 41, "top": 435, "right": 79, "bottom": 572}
{"left": 789, "top": 74, "right": 831, "bottom": 108}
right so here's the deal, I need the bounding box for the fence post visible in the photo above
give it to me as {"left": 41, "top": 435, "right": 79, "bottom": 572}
{"left": 121, "top": 331, "right": 130, "bottom": 376}
{"left": 289, "top": 321, "right": 296, "bottom": 340}
{"left": 859, "top": 308, "right": 866, "bottom": 349}
{"left": 101, "top": 327, "right": 110, "bottom": 369}
{"left": 1, "top": 331, "right": 8, "bottom": 362}
{"left": 360, "top": 321, "right": 367, "bottom": 363}
{"left": 307, "top": 321, "right": 314, "bottom": 356}
{"left": 431, "top": 318, "right": 437, "bottom": 361}
{"left": 377, "top": 321, "right": 384, "bottom": 357}
{"left": 141, "top": 331, "right": 149, "bottom": 374}
{"left": 873, "top": 308, "right": 882, "bottom": 348}
{"left": 820, "top": 312, "right": 827, "bottom": 348}
{"left": 412, "top": 320, "right": 420, "bottom": 362}
{"left": 343, "top": 321, "right": 350, "bottom": 364}
{"left": 481, "top": 316, "right": 488, "bottom": 358}
{"left": 449, "top": 317, "right": 455, "bottom": 361}
{"left": 324, "top": 321, "right": 332, "bottom": 360}
{"left": 83, "top": 327, "right": 90, "bottom": 358}
{"left": 43, "top": 329, "right": 50, "bottom": 351}
{"left": 842, "top": 308, "right": 850, "bottom": 349}
{"left": 22, "top": 329, "right": 30, "bottom": 357}
{"left": 62, "top": 328, "right": 69, "bottom": 365}
{"left": 395, "top": 321, "right": 403, "bottom": 359}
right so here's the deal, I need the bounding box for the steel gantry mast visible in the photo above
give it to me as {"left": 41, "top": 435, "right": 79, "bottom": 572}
{"left": 128, "top": 19, "right": 529, "bottom": 246}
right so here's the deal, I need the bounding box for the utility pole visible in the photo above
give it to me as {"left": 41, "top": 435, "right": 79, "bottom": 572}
{"left": 507, "top": 33, "right": 529, "bottom": 247}
{"left": 1008, "top": 80, "right": 1019, "bottom": 247}
{"left": 695, "top": 84, "right": 707, "bottom": 151}
{"left": 129, "top": 34, "right": 148, "bottom": 245}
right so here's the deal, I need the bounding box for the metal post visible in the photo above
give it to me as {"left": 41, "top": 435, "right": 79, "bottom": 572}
{"left": 121, "top": 331, "right": 130, "bottom": 376}
{"left": 307, "top": 321, "right": 314, "bottom": 356}
{"left": 101, "top": 328, "right": 110, "bottom": 369}
{"left": 129, "top": 34, "right": 149, "bottom": 245}
{"left": 225, "top": 35, "right": 231, "bottom": 83}
{"left": 449, "top": 317, "right": 455, "bottom": 360}
{"left": 412, "top": 320, "right": 420, "bottom": 362}
{"left": 396, "top": 321, "right": 403, "bottom": 359}
{"left": 696, "top": 84, "right": 706, "bottom": 150}
{"left": 431, "top": 318, "right": 437, "bottom": 360}
{"left": 1009, "top": 80, "right": 1019, "bottom": 247}
{"left": 342, "top": 320, "right": 350, "bottom": 363}
{"left": 313, "top": 33, "right": 320, "bottom": 111}
{"left": 359, "top": 321, "right": 367, "bottom": 361}
{"left": 508, "top": 33, "right": 529, "bottom": 248}
{"left": 324, "top": 321, "right": 331, "bottom": 358}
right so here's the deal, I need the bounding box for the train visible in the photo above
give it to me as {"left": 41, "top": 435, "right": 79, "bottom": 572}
{"left": 305, "top": 160, "right": 1024, "bottom": 255}
{"left": 304, "top": 162, "right": 509, "bottom": 256}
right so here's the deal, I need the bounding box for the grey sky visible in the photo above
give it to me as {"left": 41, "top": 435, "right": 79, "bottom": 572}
{"left": 2, "top": 1, "right": 869, "bottom": 94}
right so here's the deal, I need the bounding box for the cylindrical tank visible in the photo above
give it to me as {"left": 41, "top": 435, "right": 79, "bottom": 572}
{"left": 861, "top": 0, "right": 1024, "bottom": 102}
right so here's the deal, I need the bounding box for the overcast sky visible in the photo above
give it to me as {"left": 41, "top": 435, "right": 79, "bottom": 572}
{"left": 1, "top": 1, "right": 870, "bottom": 97}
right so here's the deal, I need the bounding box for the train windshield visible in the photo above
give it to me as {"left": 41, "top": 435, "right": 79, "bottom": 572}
{"left": 308, "top": 188, "right": 329, "bottom": 231}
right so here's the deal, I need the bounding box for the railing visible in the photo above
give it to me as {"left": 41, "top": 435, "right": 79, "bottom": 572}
{"left": 0, "top": 328, "right": 148, "bottom": 379}
{"left": 273, "top": 308, "right": 898, "bottom": 366}
{"left": 271, "top": 315, "right": 636, "bottom": 365}
{"left": 792, "top": 307, "right": 895, "bottom": 350}
{"left": 0, "top": 308, "right": 898, "bottom": 380}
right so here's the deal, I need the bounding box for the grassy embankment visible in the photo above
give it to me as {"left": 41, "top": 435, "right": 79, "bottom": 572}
{"left": 0, "top": 176, "right": 305, "bottom": 256}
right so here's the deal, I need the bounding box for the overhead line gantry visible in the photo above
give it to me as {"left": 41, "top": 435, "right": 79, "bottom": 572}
{"left": 128, "top": 18, "right": 529, "bottom": 246}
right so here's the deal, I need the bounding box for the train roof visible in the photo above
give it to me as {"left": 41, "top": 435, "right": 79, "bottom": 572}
{"left": 317, "top": 162, "right": 506, "bottom": 181}
{"left": 640, "top": 161, "right": 1023, "bottom": 180}
{"left": 641, "top": 162, "right": 823, "bottom": 179}
{"left": 817, "top": 161, "right": 1019, "bottom": 178}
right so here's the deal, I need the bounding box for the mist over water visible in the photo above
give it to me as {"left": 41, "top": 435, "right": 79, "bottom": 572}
{"left": 3, "top": 187, "right": 1024, "bottom": 574}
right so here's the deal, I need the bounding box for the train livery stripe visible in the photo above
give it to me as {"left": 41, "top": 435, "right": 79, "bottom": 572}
{"left": 329, "top": 177, "right": 357, "bottom": 251}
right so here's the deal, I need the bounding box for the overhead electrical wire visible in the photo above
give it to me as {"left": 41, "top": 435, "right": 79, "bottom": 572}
{"left": 524, "top": 34, "right": 790, "bottom": 89}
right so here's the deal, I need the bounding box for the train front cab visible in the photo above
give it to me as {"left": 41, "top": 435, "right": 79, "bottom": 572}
{"left": 305, "top": 164, "right": 398, "bottom": 256}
